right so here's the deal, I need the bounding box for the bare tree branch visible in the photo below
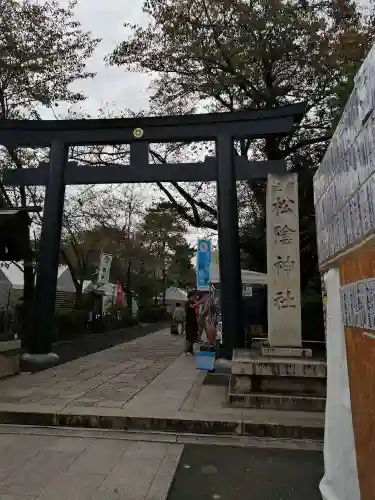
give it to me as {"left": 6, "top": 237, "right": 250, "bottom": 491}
{"left": 150, "top": 149, "right": 217, "bottom": 221}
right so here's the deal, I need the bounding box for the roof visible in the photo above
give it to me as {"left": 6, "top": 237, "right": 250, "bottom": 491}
{"left": 209, "top": 263, "right": 267, "bottom": 285}
{"left": 165, "top": 287, "right": 188, "bottom": 302}
{"left": 0, "top": 263, "right": 75, "bottom": 291}
{"left": 0, "top": 264, "right": 24, "bottom": 287}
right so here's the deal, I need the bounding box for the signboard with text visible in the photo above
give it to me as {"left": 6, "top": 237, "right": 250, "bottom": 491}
{"left": 97, "top": 252, "right": 112, "bottom": 284}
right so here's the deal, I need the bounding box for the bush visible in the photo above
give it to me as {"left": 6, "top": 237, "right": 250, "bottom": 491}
{"left": 103, "top": 306, "right": 139, "bottom": 330}
{"left": 118, "top": 307, "right": 139, "bottom": 327}
{"left": 138, "top": 306, "right": 169, "bottom": 323}
{"left": 54, "top": 308, "right": 87, "bottom": 340}
{"left": 0, "top": 309, "right": 17, "bottom": 341}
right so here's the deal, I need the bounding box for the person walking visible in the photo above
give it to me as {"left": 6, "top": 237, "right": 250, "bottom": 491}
{"left": 184, "top": 291, "right": 198, "bottom": 355}
{"left": 173, "top": 302, "right": 185, "bottom": 335}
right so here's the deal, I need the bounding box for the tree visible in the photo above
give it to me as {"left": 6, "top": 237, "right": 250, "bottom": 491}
{"left": 139, "top": 203, "right": 191, "bottom": 303}
{"left": 0, "top": 0, "right": 99, "bottom": 345}
{"left": 109, "top": 0, "right": 374, "bottom": 300}
{"left": 168, "top": 243, "right": 195, "bottom": 289}
{"left": 0, "top": 0, "right": 99, "bottom": 120}
{"left": 63, "top": 202, "right": 193, "bottom": 309}
{"left": 109, "top": 0, "right": 374, "bottom": 215}
{"left": 60, "top": 184, "right": 146, "bottom": 305}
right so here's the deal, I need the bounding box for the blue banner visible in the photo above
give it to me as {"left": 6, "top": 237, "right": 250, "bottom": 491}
{"left": 196, "top": 239, "right": 211, "bottom": 290}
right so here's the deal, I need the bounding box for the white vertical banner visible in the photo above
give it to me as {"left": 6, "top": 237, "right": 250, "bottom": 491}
{"left": 97, "top": 252, "right": 112, "bottom": 285}
{"left": 319, "top": 268, "right": 360, "bottom": 500}
{"left": 266, "top": 173, "right": 302, "bottom": 347}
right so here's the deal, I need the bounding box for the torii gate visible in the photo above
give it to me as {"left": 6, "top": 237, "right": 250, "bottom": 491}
{"left": 0, "top": 103, "right": 305, "bottom": 368}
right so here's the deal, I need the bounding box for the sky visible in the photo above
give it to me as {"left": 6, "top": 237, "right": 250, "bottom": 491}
{"left": 59, "top": 0, "right": 152, "bottom": 116}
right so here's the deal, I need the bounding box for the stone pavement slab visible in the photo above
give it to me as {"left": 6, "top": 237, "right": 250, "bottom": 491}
{"left": 0, "top": 429, "right": 183, "bottom": 500}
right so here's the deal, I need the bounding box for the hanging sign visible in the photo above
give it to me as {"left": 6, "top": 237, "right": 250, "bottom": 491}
{"left": 196, "top": 239, "right": 211, "bottom": 291}
{"left": 97, "top": 252, "right": 112, "bottom": 284}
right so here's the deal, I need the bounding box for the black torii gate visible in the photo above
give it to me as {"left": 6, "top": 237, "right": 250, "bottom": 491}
{"left": 1, "top": 103, "right": 304, "bottom": 368}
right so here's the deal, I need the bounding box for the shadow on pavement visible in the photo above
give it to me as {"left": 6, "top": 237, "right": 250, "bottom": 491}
{"left": 168, "top": 444, "right": 323, "bottom": 500}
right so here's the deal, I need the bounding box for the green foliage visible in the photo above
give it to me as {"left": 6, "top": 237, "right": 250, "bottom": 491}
{"left": 140, "top": 203, "right": 188, "bottom": 253}
{"left": 61, "top": 204, "right": 194, "bottom": 310}
{"left": 138, "top": 306, "right": 170, "bottom": 323}
{"left": 138, "top": 203, "right": 194, "bottom": 300}
{"left": 0, "top": 0, "right": 100, "bottom": 117}
{"left": 135, "top": 273, "right": 162, "bottom": 308}
{"left": 106, "top": 305, "right": 139, "bottom": 327}
{"left": 168, "top": 243, "right": 195, "bottom": 289}
{"left": 54, "top": 305, "right": 141, "bottom": 341}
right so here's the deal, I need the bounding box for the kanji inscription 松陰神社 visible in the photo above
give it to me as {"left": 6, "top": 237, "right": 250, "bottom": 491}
{"left": 266, "top": 173, "right": 302, "bottom": 347}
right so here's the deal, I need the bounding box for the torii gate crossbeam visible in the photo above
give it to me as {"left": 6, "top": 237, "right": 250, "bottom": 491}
{"left": 1, "top": 103, "right": 305, "bottom": 369}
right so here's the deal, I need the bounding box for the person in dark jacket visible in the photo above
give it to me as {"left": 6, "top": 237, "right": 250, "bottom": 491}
{"left": 185, "top": 291, "right": 198, "bottom": 355}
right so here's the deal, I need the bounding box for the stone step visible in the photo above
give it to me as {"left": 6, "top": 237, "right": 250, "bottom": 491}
{"left": 0, "top": 408, "right": 324, "bottom": 442}
{"left": 230, "top": 373, "right": 326, "bottom": 397}
{"left": 229, "top": 392, "right": 326, "bottom": 412}
{"left": 232, "top": 355, "right": 327, "bottom": 378}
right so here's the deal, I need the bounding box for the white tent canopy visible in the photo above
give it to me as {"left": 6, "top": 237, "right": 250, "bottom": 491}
{"left": 209, "top": 263, "right": 267, "bottom": 286}
{"left": 164, "top": 286, "right": 188, "bottom": 302}
{"left": 0, "top": 263, "right": 76, "bottom": 292}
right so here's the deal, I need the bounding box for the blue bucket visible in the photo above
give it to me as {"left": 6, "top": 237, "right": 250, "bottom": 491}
{"left": 196, "top": 351, "right": 215, "bottom": 371}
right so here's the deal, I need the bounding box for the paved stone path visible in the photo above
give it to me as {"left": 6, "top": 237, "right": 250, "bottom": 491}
{"left": 0, "top": 329, "right": 184, "bottom": 413}
{"left": 0, "top": 328, "right": 324, "bottom": 439}
{"left": 50, "top": 321, "right": 169, "bottom": 366}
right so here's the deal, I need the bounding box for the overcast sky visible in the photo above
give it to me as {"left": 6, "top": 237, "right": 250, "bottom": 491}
{"left": 59, "top": 0, "right": 151, "bottom": 116}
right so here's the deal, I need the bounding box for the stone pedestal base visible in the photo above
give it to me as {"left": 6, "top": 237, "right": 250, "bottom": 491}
{"left": 261, "top": 346, "right": 312, "bottom": 358}
{"left": 20, "top": 352, "right": 59, "bottom": 373}
{"left": 228, "top": 348, "right": 326, "bottom": 412}
{"left": 0, "top": 339, "right": 21, "bottom": 379}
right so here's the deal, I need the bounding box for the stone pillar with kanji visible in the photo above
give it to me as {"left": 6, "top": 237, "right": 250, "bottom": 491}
{"left": 265, "top": 173, "right": 305, "bottom": 355}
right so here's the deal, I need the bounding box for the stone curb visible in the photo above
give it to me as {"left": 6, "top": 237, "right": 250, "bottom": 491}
{"left": 0, "top": 410, "right": 324, "bottom": 441}
{"left": 229, "top": 393, "right": 326, "bottom": 412}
